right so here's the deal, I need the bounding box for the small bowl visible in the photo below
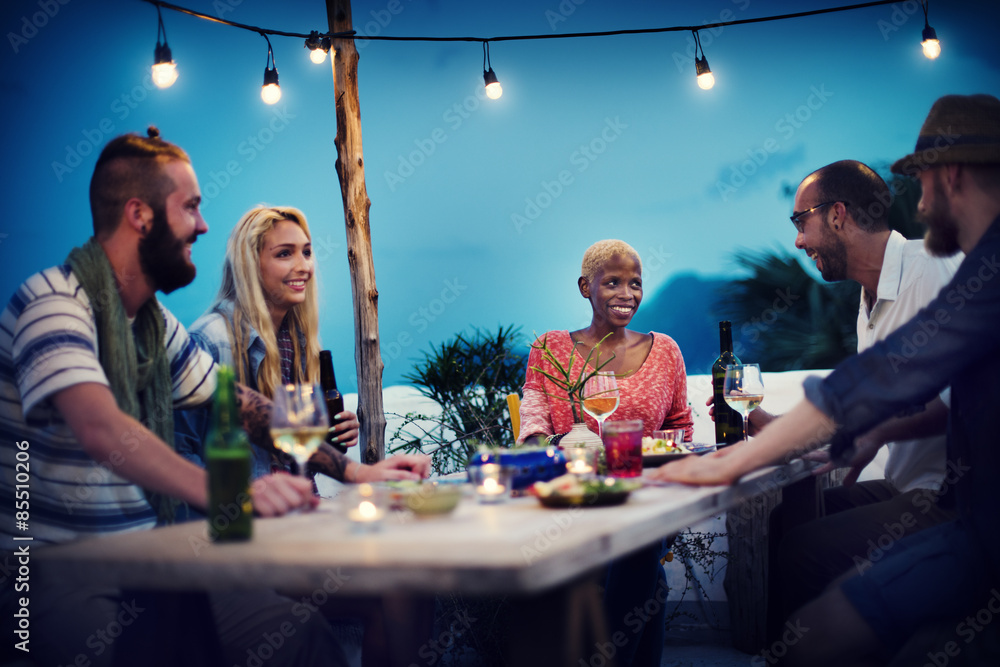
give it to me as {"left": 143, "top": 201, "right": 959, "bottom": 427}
{"left": 400, "top": 483, "right": 462, "bottom": 516}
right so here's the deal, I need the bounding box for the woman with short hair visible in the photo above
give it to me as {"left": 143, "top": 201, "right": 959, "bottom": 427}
{"left": 518, "top": 239, "right": 694, "bottom": 667}
{"left": 519, "top": 238, "right": 693, "bottom": 444}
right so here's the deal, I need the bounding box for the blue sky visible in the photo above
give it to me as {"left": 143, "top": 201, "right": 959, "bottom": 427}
{"left": 2, "top": 0, "right": 999, "bottom": 391}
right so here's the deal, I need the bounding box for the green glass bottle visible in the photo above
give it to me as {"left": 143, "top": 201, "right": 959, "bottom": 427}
{"left": 712, "top": 321, "right": 744, "bottom": 446}
{"left": 206, "top": 365, "right": 253, "bottom": 542}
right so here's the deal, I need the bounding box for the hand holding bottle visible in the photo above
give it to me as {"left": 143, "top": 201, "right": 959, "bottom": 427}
{"left": 328, "top": 409, "right": 360, "bottom": 448}
{"left": 320, "top": 350, "right": 351, "bottom": 453}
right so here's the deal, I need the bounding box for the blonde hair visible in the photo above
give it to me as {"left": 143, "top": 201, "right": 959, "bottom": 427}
{"left": 580, "top": 240, "right": 642, "bottom": 282}
{"left": 213, "top": 206, "right": 321, "bottom": 398}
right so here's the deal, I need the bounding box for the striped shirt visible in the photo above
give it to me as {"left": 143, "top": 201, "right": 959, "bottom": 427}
{"left": 0, "top": 265, "right": 216, "bottom": 547}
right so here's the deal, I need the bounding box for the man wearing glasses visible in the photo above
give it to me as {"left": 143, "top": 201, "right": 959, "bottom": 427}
{"left": 752, "top": 160, "right": 962, "bottom": 643}
{"left": 654, "top": 92, "right": 1000, "bottom": 666}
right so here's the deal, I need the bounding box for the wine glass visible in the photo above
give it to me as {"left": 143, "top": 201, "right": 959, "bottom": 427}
{"left": 723, "top": 364, "right": 765, "bottom": 443}
{"left": 270, "top": 383, "right": 329, "bottom": 479}
{"left": 582, "top": 372, "right": 620, "bottom": 437}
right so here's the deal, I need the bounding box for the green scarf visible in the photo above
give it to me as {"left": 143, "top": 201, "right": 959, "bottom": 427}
{"left": 66, "top": 238, "right": 177, "bottom": 524}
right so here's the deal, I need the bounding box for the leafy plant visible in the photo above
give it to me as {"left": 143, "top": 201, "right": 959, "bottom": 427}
{"left": 528, "top": 332, "right": 614, "bottom": 423}
{"left": 389, "top": 325, "right": 527, "bottom": 475}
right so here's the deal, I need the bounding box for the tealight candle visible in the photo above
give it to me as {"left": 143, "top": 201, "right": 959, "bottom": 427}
{"left": 565, "top": 447, "right": 595, "bottom": 476}
{"left": 346, "top": 483, "right": 387, "bottom": 532}
{"left": 470, "top": 463, "right": 511, "bottom": 504}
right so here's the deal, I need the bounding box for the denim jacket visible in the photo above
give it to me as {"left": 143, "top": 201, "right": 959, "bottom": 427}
{"left": 805, "top": 214, "right": 1000, "bottom": 575}
{"left": 175, "top": 300, "right": 307, "bottom": 480}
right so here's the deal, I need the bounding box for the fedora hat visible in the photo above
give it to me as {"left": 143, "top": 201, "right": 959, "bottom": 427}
{"left": 891, "top": 94, "right": 1000, "bottom": 175}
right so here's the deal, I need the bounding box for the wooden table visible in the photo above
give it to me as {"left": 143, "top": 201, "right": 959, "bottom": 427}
{"left": 36, "top": 461, "right": 812, "bottom": 666}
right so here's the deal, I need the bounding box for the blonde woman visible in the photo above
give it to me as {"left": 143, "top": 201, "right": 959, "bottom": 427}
{"left": 201, "top": 205, "right": 325, "bottom": 402}
{"left": 177, "top": 206, "right": 428, "bottom": 483}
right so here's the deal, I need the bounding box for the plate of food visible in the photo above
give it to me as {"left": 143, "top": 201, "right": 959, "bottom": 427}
{"left": 641, "top": 436, "right": 716, "bottom": 467}
{"left": 530, "top": 474, "right": 642, "bottom": 508}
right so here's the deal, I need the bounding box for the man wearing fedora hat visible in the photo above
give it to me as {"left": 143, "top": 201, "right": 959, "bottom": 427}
{"left": 652, "top": 92, "right": 1000, "bottom": 665}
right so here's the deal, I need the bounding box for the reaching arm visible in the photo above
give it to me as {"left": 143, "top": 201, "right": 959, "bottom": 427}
{"left": 53, "top": 382, "right": 209, "bottom": 508}
{"left": 232, "top": 383, "right": 430, "bottom": 482}
{"left": 234, "top": 382, "right": 277, "bottom": 453}
{"left": 650, "top": 399, "right": 836, "bottom": 485}
{"left": 308, "top": 444, "right": 432, "bottom": 483}
{"left": 53, "top": 382, "right": 317, "bottom": 516}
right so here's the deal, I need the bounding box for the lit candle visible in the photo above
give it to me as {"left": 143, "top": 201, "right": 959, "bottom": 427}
{"left": 358, "top": 500, "right": 377, "bottom": 520}
{"left": 566, "top": 447, "right": 595, "bottom": 476}
{"left": 473, "top": 464, "right": 510, "bottom": 504}
{"left": 347, "top": 483, "right": 386, "bottom": 531}
{"left": 481, "top": 478, "right": 504, "bottom": 495}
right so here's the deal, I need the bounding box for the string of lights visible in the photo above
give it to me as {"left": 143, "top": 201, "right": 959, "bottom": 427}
{"left": 144, "top": 0, "right": 941, "bottom": 103}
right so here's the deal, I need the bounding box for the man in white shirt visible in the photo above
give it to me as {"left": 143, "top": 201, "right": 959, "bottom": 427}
{"left": 756, "top": 160, "right": 961, "bottom": 641}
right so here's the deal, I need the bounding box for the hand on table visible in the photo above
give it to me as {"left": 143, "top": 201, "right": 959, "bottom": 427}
{"left": 329, "top": 410, "right": 360, "bottom": 448}
{"left": 355, "top": 454, "right": 432, "bottom": 482}
{"left": 646, "top": 444, "right": 744, "bottom": 486}
{"left": 703, "top": 395, "right": 775, "bottom": 437}
{"left": 251, "top": 472, "right": 320, "bottom": 516}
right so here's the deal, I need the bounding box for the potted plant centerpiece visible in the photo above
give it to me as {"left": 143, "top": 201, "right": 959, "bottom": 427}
{"left": 529, "top": 332, "right": 617, "bottom": 452}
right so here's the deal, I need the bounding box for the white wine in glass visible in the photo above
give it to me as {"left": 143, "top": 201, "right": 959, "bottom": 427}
{"left": 723, "top": 364, "right": 765, "bottom": 443}
{"left": 582, "top": 372, "right": 620, "bottom": 437}
{"left": 270, "top": 383, "right": 329, "bottom": 479}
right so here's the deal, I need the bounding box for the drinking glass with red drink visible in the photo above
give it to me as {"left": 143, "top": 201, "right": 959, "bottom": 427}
{"left": 602, "top": 419, "right": 643, "bottom": 477}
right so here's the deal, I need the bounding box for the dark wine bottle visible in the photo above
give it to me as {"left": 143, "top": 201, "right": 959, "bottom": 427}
{"left": 319, "top": 350, "right": 349, "bottom": 454}
{"left": 206, "top": 365, "right": 252, "bottom": 542}
{"left": 712, "top": 321, "right": 744, "bottom": 446}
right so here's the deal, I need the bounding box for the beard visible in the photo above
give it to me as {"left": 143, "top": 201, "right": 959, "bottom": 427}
{"left": 815, "top": 221, "right": 849, "bottom": 282}
{"left": 138, "top": 205, "right": 197, "bottom": 294}
{"left": 920, "top": 178, "right": 962, "bottom": 258}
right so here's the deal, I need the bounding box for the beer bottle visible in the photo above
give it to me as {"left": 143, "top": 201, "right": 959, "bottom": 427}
{"left": 206, "top": 365, "right": 253, "bottom": 541}
{"left": 319, "top": 350, "right": 348, "bottom": 454}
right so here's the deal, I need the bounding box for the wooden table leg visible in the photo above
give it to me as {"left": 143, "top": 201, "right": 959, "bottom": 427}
{"left": 380, "top": 594, "right": 436, "bottom": 667}
{"left": 508, "top": 571, "right": 611, "bottom": 667}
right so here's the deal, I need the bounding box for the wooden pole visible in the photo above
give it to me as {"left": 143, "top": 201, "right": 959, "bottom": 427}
{"left": 325, "top": 0, "right": 386, "bottom": 463}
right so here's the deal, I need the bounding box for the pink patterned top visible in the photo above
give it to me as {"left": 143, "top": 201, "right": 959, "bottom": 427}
{"left": 518, "top": 330, "right": 694, "bottom": 443}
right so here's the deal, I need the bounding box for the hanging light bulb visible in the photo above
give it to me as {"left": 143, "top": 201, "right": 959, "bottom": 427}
{"left": 151, "top": 6, "right": 178, "bottom": 89}
{"left": 305, "top": 31, "right": 331, "bottom": 64}
{"left": 695, "top": 55, "right": 715, "bottom": 90}
{"left": 261, "top": 66, "right": 281, "bottom": 104}
{"left": 692, "top": 32, "right": 714, "bottom": 90}
{"left": 921, "top": 24, "right": 941, "bottom": 59}
{"left": 482, "top": 41, "right": 503, "bottom": 100}
{"left": 484, "top": 68, "right": 503, "bottom": 100}
{"left": 152, "top": 44, "right": 178, "bottom": 89}
{"left": 919, "top": 1, "right": 941, "bottom": 59}
{"left": 260, "top": 34, "right": 281, "bottom": 104}
{"left": 310, "top": 45, "right": 328, "bottom": 64}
